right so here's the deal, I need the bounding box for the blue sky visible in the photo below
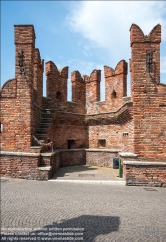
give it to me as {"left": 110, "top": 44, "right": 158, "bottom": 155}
{"left": 1, "top": 1, "right": 166, "bottom": 100}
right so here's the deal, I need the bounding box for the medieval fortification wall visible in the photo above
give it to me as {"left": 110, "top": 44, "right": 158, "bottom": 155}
{"left": 0, "top": 24, "right": 166, "bottom": 185}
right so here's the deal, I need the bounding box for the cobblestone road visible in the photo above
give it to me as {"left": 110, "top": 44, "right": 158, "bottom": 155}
{"left": 1, "top": 177, "right": 166, "bottom": 242}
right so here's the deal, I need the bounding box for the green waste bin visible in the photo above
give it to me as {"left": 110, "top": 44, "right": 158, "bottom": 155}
{"left": 113, "top": 158, "right": 119, "bottom": 169}
{"left": 118, "top": 159, "right": 122, "bottom": 178}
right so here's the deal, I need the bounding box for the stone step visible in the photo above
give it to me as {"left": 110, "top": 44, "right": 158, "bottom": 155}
{"left": 41, "top": 117, "right": 52, "bottom": 123}
{"left": 39, "top": 123, "right": 50, "bottom": 128}
{"left": 36, "top": 128, "right": 48, "bottom": 134}
{"left": 33, "top": 105, "right": 54, "bottom": 147}
{"left": 41, "top": 114, "right": 54, "bottom": 118}
{"left": 35, "top": 134, "right": 47, "bottom": 140}
{"left": 29, "top": 146, "right": 42, "bottom": 153}
{"left": 42, "top": 109, "right": 55, "bottom": 114}
{"left": 42, "top": 112, "right": 53, "bottom": 117}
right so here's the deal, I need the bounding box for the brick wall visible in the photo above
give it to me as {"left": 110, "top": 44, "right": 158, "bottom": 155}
{"left": 0, "top": 25, "right": 34, "bottom": 151}
{"left": 86, "top": 150, "right": 119, "bottom": 167}
{"left": 32, "top": 48, "right": 44, "bottom": 134}
{"left": 44, "top": 100, "right": 133, "bottom": 151}
{"left": 104, "top": 60, "right": 127, "bottom": 110}
{"left": 47, "top": 111, "right": 88, "bottom": 149}
{"left": 0, "top": 153, "right": 40, "bottom": 179}
{"left": 71, "top": 70, "right": 85, "bottom": 114}
{"left": 85, "top": 70, "right": 101, "bottom": 114}
{"left": 46, "top": 61, "right": 68, "bottom": 105}
{"left": 123, "top": 161, "right": 166, "bottom": 187}
{"left": 0, "top": 25, "right": 43, "bottom": 151}
{"left": 60, "top": 150, "right": 86, "bottom": 167}
{"left": 87, "top": 102, "right": 134, "bottom": 150}
{"left": 130, "top": 24, "right": 166, "bottom": 160}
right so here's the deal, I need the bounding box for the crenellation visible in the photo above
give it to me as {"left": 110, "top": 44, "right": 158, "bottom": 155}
{"left": 71, "top": 70, "right": 85, "bottom": 113}
{"left": 104, "top": 66, "right": 115, "bottom": 77}
{"left": 59, "top": 66, "right": 68, "bottom": 79}
{"left": 85, "top": 69, "right": 101, "bottom": 109}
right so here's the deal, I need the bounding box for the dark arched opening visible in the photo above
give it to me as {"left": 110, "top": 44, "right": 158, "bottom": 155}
{"left": 56, "top": 91, "right": 61, "bottom": 101}
{"left": 111, "top": 90, "right": 117, "bottom": 98}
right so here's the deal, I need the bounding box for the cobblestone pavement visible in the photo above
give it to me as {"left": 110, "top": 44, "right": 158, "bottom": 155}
{"left": 1, "top": 176, "right": 166, "bottom": 242}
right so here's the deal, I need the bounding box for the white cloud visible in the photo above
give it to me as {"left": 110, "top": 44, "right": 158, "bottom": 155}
{"left": 67, "top": 1, "right": 166, "bottom": 64}
{"left": 83, "top": 45, "right": 93, "bottom": 57}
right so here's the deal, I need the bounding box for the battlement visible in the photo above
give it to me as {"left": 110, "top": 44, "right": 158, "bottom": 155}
{"left": 46, "top": 61, "right": 68, "bottom": 103}
{"left": 104, "top": 60, "right": 127, "bottom": 77}
{"left": 14, "top": 24, "right": 36, "bottom": 45}
{"left": 130, "top": 24, "right": 161, "bottom": 46}
{"left": 45, "top": 61, "right": 128, "bottom": 114}
{"left": 46, "top": 61, "right": 68, "bottom": 78}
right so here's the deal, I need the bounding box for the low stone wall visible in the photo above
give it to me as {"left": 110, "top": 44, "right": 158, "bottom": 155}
{"left": 51, "top": 152, "right": 61, "bottom": 174}
{"left": 36, "top": 166, "right": 52, "bottom": 180}
{"left": 0, "top": 151, "right": 41, "bottom": 179}
{"left": 1, "top": 150, "right": 166, "bottom": 186}
{"left": 0, "top": 150, "right": 85, "bottom": 181}
{"left": 86, "top": 149, "right": 119, "bottom": 167}
{"left": 123, "top": 161, "right": 166, "bottom": 187}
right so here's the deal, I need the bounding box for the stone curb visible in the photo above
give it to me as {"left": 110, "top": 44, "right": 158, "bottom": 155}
{"left": 47, "top": 179, "right": 126, "bottom": 185}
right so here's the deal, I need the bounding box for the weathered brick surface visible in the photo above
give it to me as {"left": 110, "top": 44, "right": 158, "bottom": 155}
{"left": 86, "top": 151, "right": 119, "bottom": 167}
{"left": 0, "top": 79, "right": 17, "bottom": 98}
{"left": 130, "top": 24, "right": 166, "bottom": 160}
{"left": 0, "top": 154, "right": 40, "bottom": 179}
{"left": 46, "top": 61, "right": 68, "bottom": 105}
{"left": 60, "top": 150, "right": 86, "bottom": 167}
{"left": 0, "top": 25, "right": 43, "bottom": 151}
{"left": 124, "top": 162, "right": 166, "bottom": 187}
{"left": 104, "top": 60, "right": 127, "bottom": 110}
{"left": 71, "top": 70, "right": 85, "bottom": 114}
{"left": 87, "top": 102, "right": 134, "bottom": 151}
{"left": 47, "top": 111, "right": 87, "bottom": 149}
{"left": 51, "top": 152, "right": 61, "bottom": 174}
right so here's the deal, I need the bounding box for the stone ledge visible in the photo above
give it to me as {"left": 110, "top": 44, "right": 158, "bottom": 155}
{"left": 57, "top": 149, "right": 85, "bottom": 153}
{"left": 41, "top": 152, "right": 55, "bottom": 157}
{"left": 86, "top": 149, "right": 120, "bottom": 153}
{"left": 119, "top": 152, "right": 137, "bottom": 157}
{"left": 36, "top": 166, "right": 52, "bottom": 171}
{"left": 30, "top": 146, "right": 41, "bottom": 149}
{"left": 40, "top": 148, "right": 120, "bottom": 154}
{"left": 123, "top": 161, "right": 166, "bottom": 166}
{"left": 0, "top": 151, "right": 40, "bottom": 157}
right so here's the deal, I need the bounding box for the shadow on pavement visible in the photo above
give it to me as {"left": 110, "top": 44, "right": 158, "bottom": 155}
{"left": 52, "top": 165, "right": 98, "bottom": 179}
{"left": 1, "top": 215, "right": 120, "bottom": 242}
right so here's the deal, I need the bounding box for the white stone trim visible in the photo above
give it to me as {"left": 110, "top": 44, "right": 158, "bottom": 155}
{"left": 123, "top": 161, "right": 166, "bottom": 166}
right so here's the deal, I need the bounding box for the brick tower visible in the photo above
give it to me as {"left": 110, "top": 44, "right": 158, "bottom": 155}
{"left": 130, "top": 24, "right": 166, "bottom": 160}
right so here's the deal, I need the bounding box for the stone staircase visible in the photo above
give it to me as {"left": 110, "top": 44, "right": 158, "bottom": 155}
{"left": 30, "top": 97, "right": 56, "bottom": 178}
{"left": 35, "top": 111, "right": 54, "bottom": 142}
{"left": 32, "top": 97, "right": 55, "bottom": 151}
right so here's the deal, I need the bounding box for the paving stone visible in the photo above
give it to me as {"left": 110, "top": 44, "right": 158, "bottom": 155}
{"left": 1, "top": 178, "right": 166, "bottom": 241}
